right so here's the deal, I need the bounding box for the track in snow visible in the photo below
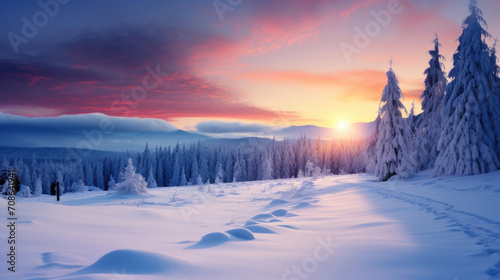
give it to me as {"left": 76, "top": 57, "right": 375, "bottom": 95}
{"left": 346, "top": 179, "right": 500, "bottom": 278}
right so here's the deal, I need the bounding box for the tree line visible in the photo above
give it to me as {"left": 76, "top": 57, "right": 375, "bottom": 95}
{"left": 1, "top": 137, "right": 368, "bottom": 196}
{"left": 368, "top": 0, "right": 500, "bottom": 181}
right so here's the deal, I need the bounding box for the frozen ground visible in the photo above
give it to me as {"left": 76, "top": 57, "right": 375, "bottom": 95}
{"left": 1, "top": 171, "right": 500, "bottom": 279}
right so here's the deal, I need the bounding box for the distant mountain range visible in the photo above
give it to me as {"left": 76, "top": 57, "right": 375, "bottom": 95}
{"left": 275, "top": 123, "right": 375, "bottom": 140}
{"left": 0, "top": 112, "right": 210, "bottom": 152}
{"left": 0, "top": 112, "right": 375, "bottom": 152}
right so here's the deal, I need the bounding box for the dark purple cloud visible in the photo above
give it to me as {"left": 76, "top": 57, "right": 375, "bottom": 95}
{"left": 0, "top": 22, "right": 296, "bottom": 120}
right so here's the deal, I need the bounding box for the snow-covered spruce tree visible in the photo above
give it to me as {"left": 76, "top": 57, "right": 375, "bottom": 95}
{"left": 233, "top": 160, "right": 243, "bottom": 182}
{"left": 17, "top": 185, "right": 32, "bottom": 198}
{"left": 214, "top": 163, "right": 224, "bottom": 184}
{"left": 418, "top": 35, "right": 447, "bottom": 171}
{"left": 22, "top": 165, "right": 31, "bottom": 188}
{"left": 199, "top": 154, "right": 209, "bottom": 183}
{"left": 190, "top": 158, "right": 200, "bottom": 185}
{"left": 33, "top": 176, "right": 42, "bottom": 197}
{"left": 305, "top": 160, "right": 314, "bottom": 177}
{"left": 156, "top": 159, "right": 164, "bottom": 187}
{"left": 365, "top": 112, "right": 381, "bottom": 174}
{"left": 490, "top": 41, "right": 500, "bottom": 158}
{"left": 95, "top": 162, "right": 104, "bottom": 190}
{"left": 407, "top": 101, "right": 417, "bottom": 136}
{"left": 147, "top": 170, "right": 158, "bottom": 188}
{"left": 140, "top": 143, "right": 151, "bottom": 176}
{"left": 84, "top": 160, "right": 93, "bottom": 187}
{"left": 433, "top": 0, "right": 500, "bottom": 177}
{"left": 312, "top": 166, "right": 322, "bottom": 180}
{"left": 1, "top": 181, "right": 8, "bottom": 195}
{"left": 114, "top": 158, "right": 147, "bottom": 194}
{"left": 260, "top": 152, "right": 273, "bottom": 181}
{"left": 30, "top": 154, "right": 39, "bottom": 187}
{"left": 297, "top": 169, "right": 304, "bottom": 178}
{"left": 107, "top": 176, "right": 115, "bottom": 191}
{"left": 56, "top": 171, "right": 65, "bottom": 194}
{"left": 42, "top": 165, "right": 52, "bottom": 194}
{"left": 70, "top": 180, "right": 87, "bottom": 193}
{"left": 407, "top": 101, "right": 419, "bottom": 169}
{"left": 180, "top": 167, "right": 187, "bottom": 186}
{"left": 374, "top": 63, "right": 415, "bottom": 181}
{"left": 196, "top": 174, "right": 203, "bottom": 186}
{"left": 282, "top": 141, "right": 293, "bottom": 178}
{"left": 170, "top": 153, "right": 182, "bottom": 186}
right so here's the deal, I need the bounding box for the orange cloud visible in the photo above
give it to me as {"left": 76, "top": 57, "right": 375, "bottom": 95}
{"left": 241, "top": 69, "right": 423, "bottom": 103}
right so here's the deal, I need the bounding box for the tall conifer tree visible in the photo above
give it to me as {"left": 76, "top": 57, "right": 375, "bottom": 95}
{"left": 434, "top": 0, "right": 500, "bottom": 176}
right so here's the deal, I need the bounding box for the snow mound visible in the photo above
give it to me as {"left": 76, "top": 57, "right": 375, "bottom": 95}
{"left": 244, "top": 225, "right": 276, "bottom": 234}
{"left": 293, "top": 202, "right": 315, "bottom": 209}
{"left": 486, "top": 266, "right": 500, "bottom": 277}
{"left": 301, "top": 181, "right": 314, "bottom": 188}
{"left": 186, "top": 232, "right": 230, "bottom": 249}
{"left": 35, "top": 252, "right": 87, "bottom": 270}
{"left": 278, "top": 225, "right": 298, "bottom": 230}
{"left": 245, "top": 220, "right": 258, "bottom": 226}
{"left": 485, "top": 249, "right": 500, "bottom": 255}
{"left": 69, "top": 249, "right": 187, "bottom": 275}
{"left": 88, "top": 186, "right": 102, "bottom": 192}
{"left": 271, "top": 209, "right": 288, "bottom": 217}
{"left": 350, "top": 222, "right": 393, "bottom": 229}
{"left": 35, "top": 263, "right": 84, "bottom": 270}
{"left": 251, "top": 213, "right": 274, "bottom": 220}
{"left": 266, "top": 199, "right": 289, "bottom": 208}
{"left": 41, "top": 252, "right": 85, "bottom": 264}
{"left": 225, "top": 228, "right": 255, "bottom": 240}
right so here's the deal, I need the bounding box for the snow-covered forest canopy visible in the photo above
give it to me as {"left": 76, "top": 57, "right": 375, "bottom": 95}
{"left": 1, "top": 137, "right": 367, "bottom": 195}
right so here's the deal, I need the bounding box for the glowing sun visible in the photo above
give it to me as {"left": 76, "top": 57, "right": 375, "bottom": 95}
{"left": 338, "top": 121, "right": 348, "bottom": 131}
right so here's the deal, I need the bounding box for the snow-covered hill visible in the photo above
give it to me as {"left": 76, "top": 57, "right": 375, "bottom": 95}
{"left": 1, "top": 172, "right": 499, "bottom": 279}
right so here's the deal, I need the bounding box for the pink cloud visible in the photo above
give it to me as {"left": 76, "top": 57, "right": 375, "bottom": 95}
{"left": 28, "top": 76, "right": 52, "bottom": 85}
{"left": 340, "top": 0, "right": 381, "bottom": 18}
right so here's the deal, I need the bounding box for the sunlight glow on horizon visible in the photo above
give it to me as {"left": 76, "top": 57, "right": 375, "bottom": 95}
{"left": 338, "top": 121, "right": 348, "bottom": 131}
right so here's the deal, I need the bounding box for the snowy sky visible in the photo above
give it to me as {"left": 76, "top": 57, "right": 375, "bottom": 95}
{"left": 1, "top": 0, "right": 499, "bottom": 131}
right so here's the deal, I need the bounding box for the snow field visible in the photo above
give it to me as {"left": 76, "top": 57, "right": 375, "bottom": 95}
{"left": 0, "top": 171, "right": 499, "bottom": 279}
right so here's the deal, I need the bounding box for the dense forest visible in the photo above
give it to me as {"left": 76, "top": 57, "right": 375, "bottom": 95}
{"left": 1, "top": 137, "right": 368, "bottom": 195}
